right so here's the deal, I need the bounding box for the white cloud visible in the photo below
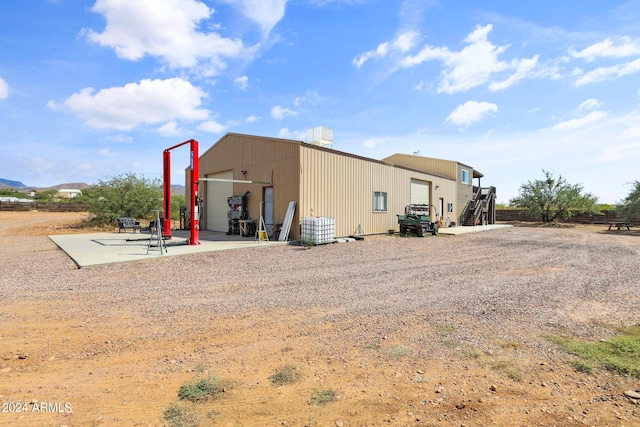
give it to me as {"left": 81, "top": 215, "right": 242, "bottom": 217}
{"left": 268, "top": 91, "right": 321, "bottom": 122}
{"left": 401, "top": 24, "right": 538, "bottom": 94}
{"left": 548, "top": 111, "right": 608, "bottom": 131}
{"left": 234, "top": 75, "right": 249, "bottom": 90}
{"left": 49, "top": 78, "right": 209, "bottom": 130}
{"left": 105, "top": 134, "right": 133, "bottom": 143}
{"left": 85, "top": 0, "right": 250, "bottom": 74}
{"left": 0, "top": 76, "right": 8, "bottom": 99}
{"left": 353, "top": 30, "right": 419, "bottom": 68}
{"left": 22, "top": 156, "right": 56, "bottom": 174}
{"left": 77, "top": 162, "right": 93, "bottom": 171}
{"left": 270, "top": 105, "right": 297, "bottom": 119}
{"left": 413, "top": 81, "right": 426, "bottom": 91}
{"left": 353, "top": 42, "right": 390, "bottom": 68}
{"left": 488, "top": 55, "right": 539, "bottom": 91}
{"left": 158, "top": 121, "right": 185, "bottom": 137}
{"left": 98, "top": 147, "right": 117, "bottom": 157}
{"left": 362, "top": 138, "right": 378, "bottom": 149}
{"left": 569, "top": 37, "right": 640, "bottom": 62}
{"left": 622, "top": 126, "right": 640, "bottom": 139}
{"left": 307, "top": 0, "right": 364, "bottom": 5}
{"left": 445, "top": 101, "right": 498, "bottom": 127}
{"left": 233, "top": 0, "right": 287, "bottom": 37}
{"left": 245, "top": 114, "right": 259, "bottom": 123}
{"left": 578, "top": 98, "right": 602, "bottom": 110}
{"left": 574, "top": 58, "right": 640, "bottom": 86}
{"left": 198, "top": 119, "right": 226, "bottom": 134}
{"left": 278, "top": 128, "right": 305, "bottom": 139}
{"left": 293, "top": 90, "right": 321, "bottom": 107}
{"left": 393, "top": 30, "right": 420, "bottom": 52}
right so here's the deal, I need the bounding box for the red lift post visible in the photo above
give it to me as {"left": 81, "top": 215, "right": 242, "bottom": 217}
{"left": 163, "top": 139, "right": 200, "bottom": 245}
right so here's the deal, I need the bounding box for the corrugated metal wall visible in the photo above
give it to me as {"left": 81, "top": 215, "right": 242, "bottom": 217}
{"left": 382, "top": 153, "right": 458, "bottom": 180}
{"left": 300, "top": 146, "right": 456, "bottom": 237}
{"left": 380, "top": 152, "right": 477, "bottom": 226}
{"left": 197, "top": 134, "right": 301, "bottom": 237}
{"left": 195, "top": 134, "right": 462, "bottom": 239}
{"left": 456, "top": 163, "right": 474, "bottom": 224}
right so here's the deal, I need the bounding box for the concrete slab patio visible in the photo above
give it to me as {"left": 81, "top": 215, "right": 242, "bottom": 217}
{"left": 49, "top": 224, "right": 511, "bottom": 268}
{"left": 49, "top": 229, "right": 287, "bottom": 268}
{"left": 438, "top": 224, "right": 512, "bottom": 235}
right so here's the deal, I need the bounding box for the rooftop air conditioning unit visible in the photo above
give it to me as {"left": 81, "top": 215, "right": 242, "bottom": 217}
{"left": 306, "top": 126, "right": 333, "bottom": 148}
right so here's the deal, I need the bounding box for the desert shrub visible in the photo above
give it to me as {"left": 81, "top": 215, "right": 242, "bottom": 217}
{"left": 178, "top": 376, "right": 223, "bottom": 402}
{"left": 269, "top": 365, "right": 299, "bottom": 386}
{"left": 163, "top": 403, "right": 200, "bottom": 427}
{"left": 310, "top": 389, "right": 336, "bottom": 405}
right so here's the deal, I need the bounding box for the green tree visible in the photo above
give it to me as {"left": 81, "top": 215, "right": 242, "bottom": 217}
{"left": 170, "top": 194, "right": 186, "bottom": 221}
{"left": 0, "top": 189, "right": 31, "bottom": 199}
{"left": 84, "top": 173, "right": 162, "bottom": 225}
{"left": 33, "top": 189, "right": 58, "bottom": 200}
{"left": 509, "top": 170, "right": 600, "bottom": 222}
{"left": 617, "top": 181, "right": 640, "bottom": 221}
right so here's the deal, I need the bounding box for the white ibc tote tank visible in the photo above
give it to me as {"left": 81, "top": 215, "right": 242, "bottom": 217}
{"left": 301, "top": 216, "right": 335, "bottom": 245}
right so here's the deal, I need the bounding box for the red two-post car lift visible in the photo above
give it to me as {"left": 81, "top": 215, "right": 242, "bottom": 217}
{"left": 163, "top": 139, "right": 200, "bottom": 245}
{"left": 162, "top": 139, "right": 273, "bottom": 246}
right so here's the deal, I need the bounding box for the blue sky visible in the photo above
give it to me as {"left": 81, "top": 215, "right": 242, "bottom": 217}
{"left": 1, "top": 0, "right": 639, "bottom": 204}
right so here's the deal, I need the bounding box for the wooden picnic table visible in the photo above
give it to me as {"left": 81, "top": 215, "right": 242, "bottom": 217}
{"left": 608, "top": 222, "right": 631, "bottom": 231}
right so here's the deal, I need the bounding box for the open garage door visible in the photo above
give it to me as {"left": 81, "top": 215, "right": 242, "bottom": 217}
{"left": 410, "top": 179, "right": 430, "bottom": 205}
{"left": 206, "top": 170, "right": 233, "bottom": 232}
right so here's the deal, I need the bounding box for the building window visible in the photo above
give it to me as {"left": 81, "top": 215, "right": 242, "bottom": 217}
{"left": 373, "top": 191, "right": 387, "bottom": 212}
{"left": 461, "top": 169, "right": 470, "bottom": 184}
{"left": 447, "top": 202, "right": 453, "bottom": 213}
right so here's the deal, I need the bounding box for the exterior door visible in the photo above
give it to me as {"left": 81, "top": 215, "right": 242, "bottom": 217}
{"left": 264, "top": 187, "right": 274, "bottom": 235}
{"left": 205, "top": 170, "right": 233, "bottom": 232}
{"left": 410, "top": 179, "right": 430, "bottom": 205}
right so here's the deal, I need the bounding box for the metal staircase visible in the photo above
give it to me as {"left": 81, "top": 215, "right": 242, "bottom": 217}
{"left": 461, "top": 186, "right": 496, "bottom": 226}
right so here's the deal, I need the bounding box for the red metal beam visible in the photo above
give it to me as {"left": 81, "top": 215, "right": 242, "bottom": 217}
{"left": 163, "top": 139, "right": 200, "bottom": 245}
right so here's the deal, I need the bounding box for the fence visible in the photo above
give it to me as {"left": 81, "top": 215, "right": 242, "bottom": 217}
{"left": 0, "top": 202, "right": 89, "bottom": 212}
{"left": 496, "top": 209, "right": 636, "bottom": 225}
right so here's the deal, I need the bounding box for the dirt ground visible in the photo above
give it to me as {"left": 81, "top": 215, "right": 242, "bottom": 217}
{"left": 0, "top": 211, "right": 639, "bottom": 426}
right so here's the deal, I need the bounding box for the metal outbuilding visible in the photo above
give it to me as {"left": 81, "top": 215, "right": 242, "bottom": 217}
{"left": 189, "top": 132, "right": 495, "bottom": 239}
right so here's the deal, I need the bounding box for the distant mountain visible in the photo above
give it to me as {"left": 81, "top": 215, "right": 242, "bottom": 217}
{"left": 171, "top": 185, "right": 185, "bottom": 196}
{"left": 0, "top": 179, "right": 180, "bottom": 193}
{"left": 48, "top": 182, "right": 90, "bottom": 190}
{"left": 0, "top": 179, "right": 91, "bottom": 191}
{"left": 0, "top": 178, "right": 27, "bottom": 188}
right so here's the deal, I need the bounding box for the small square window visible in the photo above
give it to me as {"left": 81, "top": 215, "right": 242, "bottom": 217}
{"left": 373, "top": 191, "right": 387, "bottom": 212}
{"left": 461, "top": 169, "right": 470, "bottom": 184}
{"left": 447, "top": 202, "right": 453, "bottom": 213}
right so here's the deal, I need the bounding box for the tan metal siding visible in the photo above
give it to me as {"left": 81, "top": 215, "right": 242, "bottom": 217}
{"left": 382, "top": 153, "right": 458, "bottom": 180}
{"left": 456, "top": 164, "right": 474, "bottom": 223}
{"left": 299, "top": 147, "right": 457, "bottom": 237}
{"left": 382, "top": 153, "right": 481, "bottom": 225}
{"left": 197, "top": 134, "right": 301, "bottom": 237}
{"left": 195, "top": 134, "right": 460, "bottom": 239}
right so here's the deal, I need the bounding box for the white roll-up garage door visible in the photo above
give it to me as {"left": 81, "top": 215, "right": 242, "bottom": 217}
{"left": 206, "top": 170, "right": 233, "bottom": 232}
{"left": 410, "top": 179, "right": 430, "bottom": 205}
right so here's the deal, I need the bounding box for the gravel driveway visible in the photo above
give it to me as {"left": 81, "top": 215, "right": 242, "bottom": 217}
{"left": 4, "top": 224, "right": 639, "bottom": 348}
{"left": 1, "top": 215, "right": 639, "bottom": 426}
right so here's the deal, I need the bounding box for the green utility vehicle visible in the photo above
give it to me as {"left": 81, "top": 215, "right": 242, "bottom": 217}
{"left": 397, "top": 204, "right": 439, "bottom": 237}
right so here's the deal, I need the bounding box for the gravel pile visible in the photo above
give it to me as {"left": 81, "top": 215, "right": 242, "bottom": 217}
{"left": 2, "top": 226, "right": 639, "bottom": 351}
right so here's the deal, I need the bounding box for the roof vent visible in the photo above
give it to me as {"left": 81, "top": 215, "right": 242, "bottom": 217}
{"left": 306, "top": 126, "right": 333, "bottom": 148}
